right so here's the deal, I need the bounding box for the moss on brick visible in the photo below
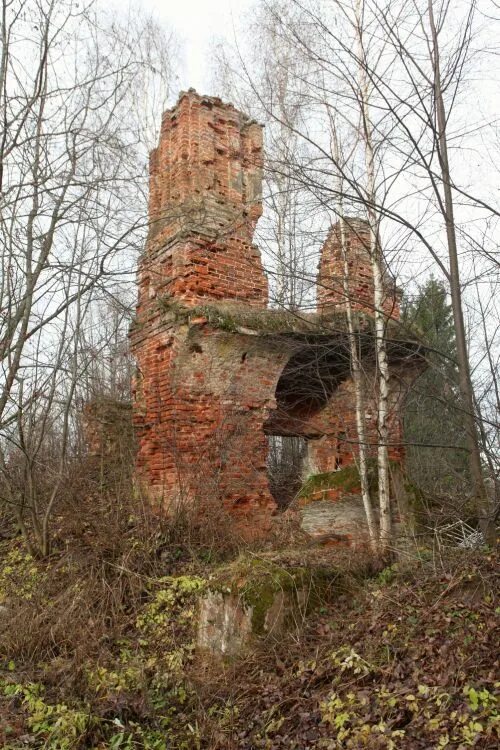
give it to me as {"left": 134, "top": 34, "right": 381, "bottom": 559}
{"left": 158, "top": 297, "right": 424, "bottom": 350}
{"left": 298, "top": 459, "right": 414, "bottom": 503}
{"left": 159, "top": 297, "right": 327, "bottom": 334}
{"left": 299, "top": 464, "right": 369, "bottom": 501}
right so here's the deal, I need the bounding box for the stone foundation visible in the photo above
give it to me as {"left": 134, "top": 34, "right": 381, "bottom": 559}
{"left": 196, "top": 555, "right": 334, "bottom": 657}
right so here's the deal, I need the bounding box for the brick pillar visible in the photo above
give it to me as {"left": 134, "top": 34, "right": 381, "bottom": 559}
{"left": 137, "top": 89, "right": 268, "bottom": 314}
{"left": 130, "top": 91, "right": 275, "bottom": 533}
{"left": 317, "top": 217, "right": 400, "bottom": 319}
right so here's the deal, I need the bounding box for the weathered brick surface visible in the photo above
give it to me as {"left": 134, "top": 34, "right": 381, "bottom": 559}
{"left": 131, "top": 322, "right": 289, "bottom": 529}
{"left": 130, "top": 90, "right": 424, "bottom": 538}
{"left": 317, "top": 217, "right": 401, "bottom": 319}
{"left": 305, "top": 370, "right": 412, "bottom": 476}
{"left": 137, "top": 89, "right": 267, "bottom": 312}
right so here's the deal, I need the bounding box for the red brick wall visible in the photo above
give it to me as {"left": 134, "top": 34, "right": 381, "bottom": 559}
{"left": 306, "top": 370, "right": 407, "bottom": 476}
{"left": 131, "top": 322, "right": 292, "bottom": 532}
{"left": 317, "top": 218, "right": 400, "bottom": 320}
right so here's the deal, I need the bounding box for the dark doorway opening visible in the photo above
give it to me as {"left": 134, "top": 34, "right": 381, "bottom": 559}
{"left": 265, "top": 342, "right": 351, "bottom": 509}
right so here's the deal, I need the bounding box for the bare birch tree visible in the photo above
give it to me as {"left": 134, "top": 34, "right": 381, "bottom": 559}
{"left": 224, "top": 0, "right": 499, "bottom": 545}
{"left": 330, "top": 119, "right": 378, "bottom": 546}
{"left": 353, "top": 0, "right": 392, "bottom": 547}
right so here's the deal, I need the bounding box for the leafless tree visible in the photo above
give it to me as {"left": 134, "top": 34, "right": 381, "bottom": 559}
{"left": 212, "top": 3, "right": 315, "bottom": 311}
{"left": 221, "top": 0, "right": 499, "bottom": 546}
{"left": 361, "top": 0, "right": 497, "bottom": 542}
{"left": 0, "top": 0, "right": 176, "bottom": 554}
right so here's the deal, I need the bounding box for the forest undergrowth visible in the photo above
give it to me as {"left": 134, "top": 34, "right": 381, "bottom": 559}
{"left": 0, "top": 474, "right": 498, "bottom": 750}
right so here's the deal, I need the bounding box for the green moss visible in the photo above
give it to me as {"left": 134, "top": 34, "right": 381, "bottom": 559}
{"left": 158, "top": 297, "right": 353, "bottom": 335}
{"left": 299, "top": 464, "right": 372, "bottom": 501}
{"left": 208, "top": 556, "right": 340, "bottom": 636}
{"left": 159, "top": 297, "right": 323, "bottom": 334}
{"left": 298, "top": 460, "right": 412, "bottom": 503}
{"left": 241, "top": 563, "right": 308, "bottom": 634}
{"left": 244, "top": 581, "right": 276, "bottom": 635}
{"left": 157, "top": 298, "right": 425, "bottom": 365}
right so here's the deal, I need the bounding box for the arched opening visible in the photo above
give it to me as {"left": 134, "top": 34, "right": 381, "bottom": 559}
{"left": 275, "top": 341, "right": 349, "bottom": 415}
{"left": 264, "top": 340, "right": 352, "bottom": 508}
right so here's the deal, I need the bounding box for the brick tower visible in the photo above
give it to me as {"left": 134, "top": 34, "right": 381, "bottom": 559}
{"left": 137, "top": 89, "right": 268, "bottom": 312}
{"left": 130, "top": 91, "right": 276, "bottom": 531}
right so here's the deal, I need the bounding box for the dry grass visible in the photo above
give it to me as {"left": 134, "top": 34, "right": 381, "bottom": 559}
{"left": 0, "top": 446, "right": 497, "bottom": 748}
{"left": 0, "top": 452, "right": 246, "bottom": 687}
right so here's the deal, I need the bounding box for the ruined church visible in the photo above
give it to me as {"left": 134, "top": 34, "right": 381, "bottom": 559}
{"left": 129, "top": 89, "right": 424, "bottom": 542}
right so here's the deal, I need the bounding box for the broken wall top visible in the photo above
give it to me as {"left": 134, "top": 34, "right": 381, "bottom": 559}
{"left": 317, "top": 217, "right": 401, "bottom": 320}
{"left": 137, "top": 89, "right": 268, "bottom": 311}
{"left": 149, "top": 90, "right": 263, "bottom": 244}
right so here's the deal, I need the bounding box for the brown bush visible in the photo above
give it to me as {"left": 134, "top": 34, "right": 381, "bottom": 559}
{"left": 0, "top": 449, "right": 248, "bottom": 694}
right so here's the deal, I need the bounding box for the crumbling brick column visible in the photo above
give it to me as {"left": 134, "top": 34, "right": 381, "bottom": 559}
{"left": 311, "top": 217, "right": 406, "bottom": 485}
{"left": 317, "top": 217, "right": 401, "bottom": 320}
{"left": 139, "top": 89, "right": 268, "bottom": 309}
{"left": 130, "top": 91, "right": 277, "bottom": 533}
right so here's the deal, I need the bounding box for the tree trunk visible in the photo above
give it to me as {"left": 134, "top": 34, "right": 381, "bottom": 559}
{"left": 428, "top": 0, "right": 496, "bottom": 545}
{"left": 330, "top": 120, "right": 378, "bottom": 547}
{"left": 356, "top": 0, "right": 392, "bottom": 550}
{"left": 340, "top": 215, "right": 379, "bottom": 547}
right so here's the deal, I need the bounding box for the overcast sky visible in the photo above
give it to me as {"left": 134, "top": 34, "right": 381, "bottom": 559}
{"left": 140, "top": 0, "right": 251, "bottom": 92}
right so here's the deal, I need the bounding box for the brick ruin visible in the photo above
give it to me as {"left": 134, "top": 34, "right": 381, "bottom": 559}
{"left": 130, "top": 89, "right": 425, "bottom": 539}
{"left": 317, "top": 217, "right": 401, "bottom": 320}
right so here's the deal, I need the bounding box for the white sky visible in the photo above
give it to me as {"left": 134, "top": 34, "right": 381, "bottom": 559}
{"left": 140, "top": 0, "right": 252, "bottom": 92}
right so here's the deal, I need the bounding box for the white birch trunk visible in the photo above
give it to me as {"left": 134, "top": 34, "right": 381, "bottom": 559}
{"left": 355, "top": 0, "right": 392, "bottom": 550}
{"left": 330, "top": 122, "right": 378, "bottom": 547}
